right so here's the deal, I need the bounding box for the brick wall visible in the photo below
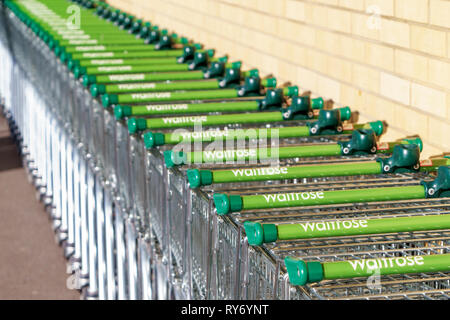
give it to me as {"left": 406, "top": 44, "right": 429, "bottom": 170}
{"left": 105, "top": 0, "right": 450, "bottom": 158}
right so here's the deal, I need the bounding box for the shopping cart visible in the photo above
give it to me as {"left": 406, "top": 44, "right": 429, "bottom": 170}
{"left": 2, "top": 0, "right": 449, "bottom": 302}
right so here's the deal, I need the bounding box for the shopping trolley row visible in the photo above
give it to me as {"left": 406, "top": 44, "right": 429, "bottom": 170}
{"left": 1, "top": 0, "right": 449, "bottom": 300}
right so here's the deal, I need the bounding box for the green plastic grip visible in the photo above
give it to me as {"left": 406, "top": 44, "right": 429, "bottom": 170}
{"left": 213, "top": 194, "right": 243, "bottom": 215}
{"left": 286, "top": 253, "right": 450, "bottom": 286}
{"left": 214, "top": 185, "right": 427, "bottom": 215}
{"left": 246, "top": 214, "right": 450, "bottom": 246}
{"left": 187, "top": 162, "right": 382, "bottom": 188}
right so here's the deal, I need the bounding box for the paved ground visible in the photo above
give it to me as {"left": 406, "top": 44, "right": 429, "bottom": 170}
{"left": 0, "top": 111, "right": 79, "bottom": 300}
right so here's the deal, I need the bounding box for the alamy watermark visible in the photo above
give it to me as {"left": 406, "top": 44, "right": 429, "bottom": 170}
{"left": 366, "top": 269, "right": 382, "bottom": 292}
{"left": 66, "top": 5, "right": 81, "bottom": 30}
{"left": 366, "top": 4, "right": 382, "bottom": 30}
{"left": 170, "top": 123, "right": 281, "bottom": 166}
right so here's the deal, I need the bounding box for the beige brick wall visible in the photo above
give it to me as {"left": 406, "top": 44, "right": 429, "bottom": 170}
{"left": 106, "top": 0, "right": 450, "bottom": 158}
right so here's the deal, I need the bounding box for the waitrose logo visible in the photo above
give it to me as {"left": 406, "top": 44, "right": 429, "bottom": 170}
{"left": 348, "top": 256, "right": 424, "bottom": 271}
{"left": 232, "top": 167, "right": 288, "bottom": 177}
{"left": 146, "top": 104, "right": 187, "bottom": 111}
{"left": 162, "top": 116, "right": 207, "bottom": 124}
{"left": 69, "top": 39, "right": 98, "bottom": 45}
{"left": 62, "top": 35, "right": 90, "bottom": 40}
{"left": 131, "top": 92, "right": 171, "bottom": 100}
{"left": 204, "top": 149, "right": 257, "bottom": 161}
{"left": 298, "top": 219, "right": 368, "bottom": 232}
{"left": 57, "top": 30, "right": 84, "bottom": 35}
{"left": 75, "top": 45, "right": 106, "bottom": 52}
{"left": 91, "top": 59, "right": 124, "bottom": 65}
{"left": 108, "top": 74, "right": 145, "bottom": 81}
{"left": 118, "top": 83, "right": 157, "bottom": 90}
{"left": 178, "top": 130, "right": 229, "bottom": 140}
{"left": 98, "top": 66, "right": 132, "bottom": 72}
{"left": 263, "top": 191, "right": 325, "bottom": 203}
{"left": 83, "top": 52, "right": 114, "bottom": 58}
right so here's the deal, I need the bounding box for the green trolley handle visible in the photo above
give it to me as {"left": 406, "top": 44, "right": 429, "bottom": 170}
{"left": 144, "top": 120, "right": 382, "bottom": 149}
{"left": 73, "top": 53, "right": 232, "bottom": 79}
{"left": 97, "top": 74, "right": 274, "bottom": 100}
{"left": 67, "top": 46, "right": 216, "bottom": 71}
{"left": 74, "top": 58, "right": 239, "bottom": 79}
{"left": 67, "top": 49, "right": 184, "bottom": 63}
{"left": 213, "top": 166, "right": 450, "bottom": 215}
{"left": 187, "top": 142, "right": 445, "bottom": 188}
{"left": 64, "top": 49, "right": 185, "bottom": 66}
{"left": 244, "top": 214, "right": 450, "bottom": 246}
{"left": 127, "top": 97, "right": 349, "bottom": 134}
{"left": 52, "top": 36, "right": 185, "bottom": 55}
{"left": 92, "top": 71, "right": 273, "bottom": 97}
{"left": 82, "top": 63, "right": 254, "bottom": 86}
{"left": 69, "top": 51, "right": 217, "bottom": 72}
{"left": 163, "top": 124, "right": 392, "bottom": 168}
{"left": 97, "top": 79, "right": 230, "bottom": 97}
{"left": 284, "top": 253, "right": 450, "bottom": 286}
{"left": 108, "top": 81, "right": 289, "bottom": 113}
{"left": 71, "top": 53, "right": 214, "bottom": 69}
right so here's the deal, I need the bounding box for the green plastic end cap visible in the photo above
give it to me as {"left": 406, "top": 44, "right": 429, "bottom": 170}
{"left": 229, "top": 195, "right": 243, "bottom": 213}
{"left": 213, "top": 194, "right": 242, "bottom": 215}
{"left": 369, "top": 120, "right": 384, "bottom": 137}
{"left": 143, "top": 132, "right": 165, "bottom": 149}
{"left": 248, "top": 69, "right": 259, "bottom": 77}
{"left": 53, "top": 44, "right": 60, "bottom": 54}
{"left": 83, "top": 75, "right": 97, "bottom": 87}
{"left": 60, "top": 51, "right": 70, "bottom": 63}
{"left": 263, "top": 224, "right": 278, "bottom": 243}
{"left": 74, "top": 66, "right": 87, "bottom": 79}
{"left": 163, "top": 150, "right": 187, "bottom": 168}
{"left": 403, "top": 137, "right": 423, "bottom": 152}
{"left": 114, "top": 105, "right": 132, "bottom": 120}
{"left": 102, "top": 94, "right": 119, "bottom": 107}
{"left": 217, "top": 56, "right": 228, "bottom": 63}
{"left": 68, "top": 58, "right": 80, "bottom": 71}
{"left": 186, "top": 169, "right": 212, "bottom": 189}
{"left": 263, "top": 77, "right": 277, "bottom": 88}
{"left": 231, "top": 61, "right": 242, "bottom": 69}
{"left": 284, "top": 257, "right": 308, "bottom": 286}
{"left": 311, "top": 97, "right": 324, "bottom": 109}
{"left": 339, "top": 106, "right": 352, "bottom": 121}
{"left": 284, "top": 86, "right": 299, "bottom": 97}
{"left": 243, "top": 221, "right": 264, "bottom": 246}
{"left": 180, "top": 37, "right": 189, "bottom": 45}
{"left": 422, "top": 166, "right": 450, "bottom": 198}
{"left": 90, "top": 84, "right": 106, "bottom": 97}
{"left": 206, "top": 49, "right": 215, "bottom": 57}
{"left": 49, "top": 38, "right": 59, "bottom": 49}
{"left": 127, "top": 117, "right": 147, "bottom": 134}
{"left": 213, "top": 194, "right": 230, "bottom": 215}
{"left": 306, "top": 261, "right": 324, "bottom": 283}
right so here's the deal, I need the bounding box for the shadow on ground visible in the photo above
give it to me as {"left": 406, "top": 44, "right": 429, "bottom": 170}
{"left": 0, "top": 135, "right": 22, "bottom": 172}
